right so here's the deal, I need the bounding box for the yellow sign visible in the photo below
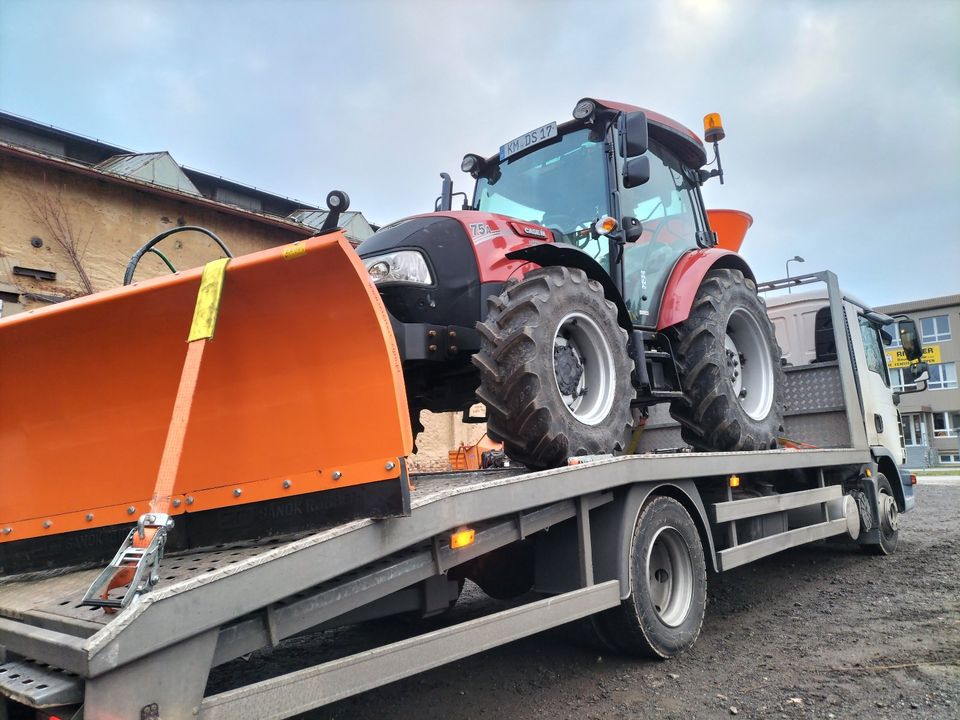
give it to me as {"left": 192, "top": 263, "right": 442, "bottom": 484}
{"left": 282, "top": 241, "right": 307, "bottom": 261}
{"left": 885, "top": 344, "right": 940, "bottom": 369}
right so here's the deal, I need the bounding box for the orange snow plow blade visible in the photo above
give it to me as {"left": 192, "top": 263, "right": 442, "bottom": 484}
{"left": 707, "top": 209, "right": 753, "bottom": 253}
{"left": 0, "top": 231, "right": 412, "bottom": 574}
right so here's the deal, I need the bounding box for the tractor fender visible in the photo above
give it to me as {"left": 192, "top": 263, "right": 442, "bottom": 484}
{"left": 506, "top": 244, "right": 632, "bottom": 329}
{"left": 656, "top": 248, "right": 756, "bottom": 331}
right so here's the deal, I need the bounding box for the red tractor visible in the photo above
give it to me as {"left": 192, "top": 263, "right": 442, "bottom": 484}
{"left": 357, "top": 98, "right": 784, "bottom": 468}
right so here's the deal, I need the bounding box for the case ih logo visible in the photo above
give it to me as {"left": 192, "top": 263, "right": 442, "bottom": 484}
{"left": 508, "top": 222, "right": 549, "bottom": 239}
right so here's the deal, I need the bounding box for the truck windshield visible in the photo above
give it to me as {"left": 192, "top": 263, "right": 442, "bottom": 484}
{"left": 474, "top": 127, "right": 611, "bottom": 264}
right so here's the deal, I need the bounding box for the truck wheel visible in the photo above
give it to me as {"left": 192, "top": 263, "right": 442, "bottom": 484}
{"left": 668, "top": 268, "right": 785, "bottom": 451}
{"left": 473, "top": 266, "right": 633, "bottom": 469}
{"left": 594, "top": 496, "right": 707, "bottom": 658}
{"left": 864, "top": 474, "right": 900, "bottom": 555}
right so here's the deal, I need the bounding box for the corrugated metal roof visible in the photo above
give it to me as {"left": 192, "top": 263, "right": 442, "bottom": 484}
{"left": 288, "top": 209, "right": 375, "bottom": 244}
{"left": 288, "top": 209, "right": 358, "bottom": 229}
{"left": 96, "top": 152, "right": 201, "bottom": 196}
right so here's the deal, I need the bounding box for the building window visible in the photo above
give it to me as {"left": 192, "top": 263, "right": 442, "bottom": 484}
{"left": 932, "top": 411, "right": 960, "bottom": 438}
{"left": 889, "top": 368, "right": 905, "bottom": 392}
{"left": 882, "top": 322, "right": 902, "bottom": 348}
{"left": 902, "top": 413, "right": 927, "bottom": 446}
{"left": 940, "top": 453, "right": 960, "bottom": 464}
{"left": 920, "top": 315, "right": 951, "bottom": 343}
{"left": 928, "top": 362, "right": 958, "bottom": 390}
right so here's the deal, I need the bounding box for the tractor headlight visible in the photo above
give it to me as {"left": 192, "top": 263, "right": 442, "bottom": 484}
{"left": 362, "top": 250, "right": 433, "bottom": 285}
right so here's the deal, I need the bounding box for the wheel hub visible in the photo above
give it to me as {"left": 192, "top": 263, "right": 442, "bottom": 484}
{"left": 724, "top": 334, "right": 744, "bottom": 396}
{"left": 551, "top": 312, "right": 616, "bottom": 426}
{"left": 646, "top": 526, "right": 694, "bottom": 627}
{"left": 880, "top": 494, "right": 899, "bottom": 533}
{"left": 553, "top": 341, "right": 585, "bottom": 397}
{"left": 724, "top": 309, "right": 775, "bottom": 421}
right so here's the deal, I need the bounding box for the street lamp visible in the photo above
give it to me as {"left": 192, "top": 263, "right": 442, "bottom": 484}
{"left": 785, "top": 255, "right": 805, "bottom": 294}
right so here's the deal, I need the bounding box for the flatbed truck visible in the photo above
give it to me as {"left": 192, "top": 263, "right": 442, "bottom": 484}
{"left": 0, "top": 271, "right": 922, "bottom": 719}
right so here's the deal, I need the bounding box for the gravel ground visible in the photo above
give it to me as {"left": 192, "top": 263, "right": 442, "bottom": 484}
{"left": 210, "top": 482, "right": 960, "bottom": 719}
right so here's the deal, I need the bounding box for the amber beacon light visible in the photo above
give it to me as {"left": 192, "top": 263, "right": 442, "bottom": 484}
{"left": 703, "top": 113, "right": 725, "bottom": 143}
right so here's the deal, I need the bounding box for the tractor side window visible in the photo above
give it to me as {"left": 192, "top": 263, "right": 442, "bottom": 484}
{"left": 620, "top": 140, "right": 700, "bottom": 326}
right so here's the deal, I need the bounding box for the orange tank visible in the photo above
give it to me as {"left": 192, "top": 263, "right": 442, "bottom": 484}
{"left": 706, "top": 209, "right": 753, "bottom": 253}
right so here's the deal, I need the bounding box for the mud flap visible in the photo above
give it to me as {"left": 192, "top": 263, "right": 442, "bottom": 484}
{"left": 0, "top": 232, "right": 412, "bottom": 574}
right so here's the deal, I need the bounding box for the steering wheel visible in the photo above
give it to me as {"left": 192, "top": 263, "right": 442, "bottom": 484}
{"left": 542, "top": 214, "right": 595, "bottom": 250}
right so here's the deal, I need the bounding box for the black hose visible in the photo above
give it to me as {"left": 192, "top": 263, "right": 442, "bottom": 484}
{"left": 123, "top": 226, "right": 234, "bottom": 286}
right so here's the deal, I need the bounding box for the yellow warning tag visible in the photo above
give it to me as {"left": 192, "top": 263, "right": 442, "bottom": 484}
{"left": 187, "top": 258, "right": 229, "bottom": 342}
{"left": 282, "top": 241, "right": 307, "bottom": 260}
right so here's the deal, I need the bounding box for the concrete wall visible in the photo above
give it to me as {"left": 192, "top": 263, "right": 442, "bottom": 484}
{"left": 0, "top": 152, "right": 309, "bottom": 313}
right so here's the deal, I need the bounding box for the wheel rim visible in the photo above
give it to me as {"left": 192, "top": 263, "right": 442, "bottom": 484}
{"left": 880, "top": 490, "right": 899, "bottom": 536}
{"left": 646, "top": 526, "right": 694, "bottom": 627}
{"left": 724, "top": 308, "right": 775, "bottom": 421}
{"left": 552, "top": 311, "right": 616, "bottom": 425}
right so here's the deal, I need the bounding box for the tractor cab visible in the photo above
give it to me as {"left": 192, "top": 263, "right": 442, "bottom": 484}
{"left": 462, "top": 98, "right": 716, "bottom": 329}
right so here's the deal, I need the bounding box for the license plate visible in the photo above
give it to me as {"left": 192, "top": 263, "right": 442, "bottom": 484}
{"left": 499, "top": 121, "right": 558, "bottom": 160}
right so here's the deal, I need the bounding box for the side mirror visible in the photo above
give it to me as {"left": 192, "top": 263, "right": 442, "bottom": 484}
{"left": 618, "top": 111, "right": 648, "bottom": 158}
{"left": 897, "top": 319, "right": 923, "bottom": 361}
{"left": 899, "top": 361, "right": 929, "bottom": 394}
{"left": 909, "top": 361, "right": 929, "bottom": 383}
{"left": 622, "top": 156, "right": 651, "bottom": 189}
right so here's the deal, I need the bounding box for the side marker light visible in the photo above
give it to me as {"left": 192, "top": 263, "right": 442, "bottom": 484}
{"left": 450, "top": 528, "right": 475, "bottom": 549}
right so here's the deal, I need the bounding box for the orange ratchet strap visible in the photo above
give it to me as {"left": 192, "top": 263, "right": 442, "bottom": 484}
{"left": 82, "top": 258, "right": 230, "bottom": 611}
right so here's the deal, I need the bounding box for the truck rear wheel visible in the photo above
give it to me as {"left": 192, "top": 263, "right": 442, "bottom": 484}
{"left": 668, "top": 268, "right": 785, "bottom": 451}
{"left": 864, "top": 474, "right": 900, "bottom": 555}
{"left": 593, "top": 496, "right": 707, "bottom": 658}
{"left": 473, "top": 266, "right": 633, "bottom": 469}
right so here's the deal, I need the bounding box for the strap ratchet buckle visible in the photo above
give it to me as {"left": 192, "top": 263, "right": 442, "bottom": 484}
{"left": 81, "top": 514, "right": 173, "bottom": 610}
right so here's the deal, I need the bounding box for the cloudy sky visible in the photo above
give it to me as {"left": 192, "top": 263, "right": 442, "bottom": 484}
{"left": 1, "top": 0, "right": 957, "bottom": 305}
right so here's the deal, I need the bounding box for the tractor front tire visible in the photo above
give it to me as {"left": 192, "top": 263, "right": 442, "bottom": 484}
{"left": 668, "top": 268, "right": 785, "bottom": 451}
{"left": 473, "top": 266, "right": 633, "bottom": 469}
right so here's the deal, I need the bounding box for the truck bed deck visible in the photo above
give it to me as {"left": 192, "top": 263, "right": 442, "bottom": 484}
{"left": 0, "top": 448, "right": 866, "bottom": 686}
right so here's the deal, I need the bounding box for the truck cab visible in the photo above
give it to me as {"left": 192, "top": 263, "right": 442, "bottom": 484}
{"left": 764, "top": 285, "right": 917, "bottom": 512}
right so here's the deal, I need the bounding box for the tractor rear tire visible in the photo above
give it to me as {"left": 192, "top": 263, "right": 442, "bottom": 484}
{"left": 668, "top": 268, "right": 785, "bottom": 451}
{"left": 473, "top": 266, "right": 633, "bottom": 469}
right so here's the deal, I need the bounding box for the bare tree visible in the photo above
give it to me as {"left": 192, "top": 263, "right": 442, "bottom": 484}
{"left": 20, "top": 175, "right": 95, "bottom": 296}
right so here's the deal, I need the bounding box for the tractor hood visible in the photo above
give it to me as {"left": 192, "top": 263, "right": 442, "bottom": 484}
{"left": 359, "top": 210, "right": 554, "bottom": 286}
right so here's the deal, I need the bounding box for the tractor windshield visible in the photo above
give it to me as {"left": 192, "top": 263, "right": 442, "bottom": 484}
{"left": 474, "top": 128, "right": 611, "bottom": 265}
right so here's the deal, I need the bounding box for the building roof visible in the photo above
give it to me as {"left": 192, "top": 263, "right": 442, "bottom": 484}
{"left": 96, "top": 151, "right": 202, "bottom": 196}
{"left": 876, "top": 294, "right": 960, "bottom": 315}
{"left": 0, "top": 109, "right": 333, "bottom": 224}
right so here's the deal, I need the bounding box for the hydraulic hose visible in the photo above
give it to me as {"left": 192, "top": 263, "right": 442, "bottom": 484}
{"left": 123, "top": 226, "right": 234, "bottom": 286}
